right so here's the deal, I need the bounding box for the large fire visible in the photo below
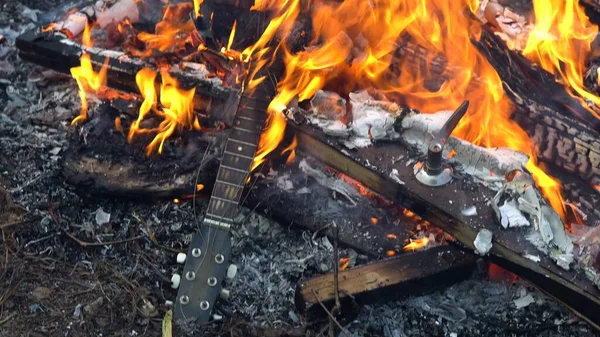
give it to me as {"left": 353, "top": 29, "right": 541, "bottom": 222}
{"left": 523, "top": 0, "right": 600, "bottom": 119}
{"left": 240, "top": 0, "right": 566, "bottom": 216}
{"left": 65, "top": 0, "right": 600, "bottom": 219}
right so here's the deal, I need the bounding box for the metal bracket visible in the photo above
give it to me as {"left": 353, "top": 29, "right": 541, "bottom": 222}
{"left": 414, "top": 100, "right": 470, "bottom": 187}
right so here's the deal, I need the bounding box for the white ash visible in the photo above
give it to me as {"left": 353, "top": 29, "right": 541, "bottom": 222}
{"left": 305, "top": 90, "right": 401, "bottom": 148}
{"left": 349, "top": 90, "right": 401, "bottom": 141}
{"left": 461, "top": 205, "right": 478, "bottom": 217}
{"left": 477, "top": 0, "right": 533, "bottom": 50}
{"left": 94, "top": 207, "right": 111, "bottom": 225}
{"left": 298, "top": 158, "right": 362, "bottom": 206}
{"left": 513, "top": 293, "right": 535, "bottom": 309}
{"left": 307, "top": 117, "right": 351, "bottom": 137}
{"left": 388, "top": 169, "right": 405, "bottom": 185}
{"left": 401, "top": 110, "right": 528, "bottom": 186}
{"left": 474, "top": 229, "right": 493, "bottom": 255}
{"left": 347, "top": 278, "right": 588, "bottom": 337}
{"left": 310, "top": 89, "right": 346, "bottom": 120}
{"left": 523, "top": 254, "right": 541, "bottom": 262}
{"left": 498, "top": 199, "right": 530, "bottom": 228}
{"left": 401, "top": 110, "right": 575, "bottom": 270}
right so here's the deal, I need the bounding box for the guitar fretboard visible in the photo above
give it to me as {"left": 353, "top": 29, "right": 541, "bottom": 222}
{"left": 203, "top": 82, "right": 273, "bottom": 229}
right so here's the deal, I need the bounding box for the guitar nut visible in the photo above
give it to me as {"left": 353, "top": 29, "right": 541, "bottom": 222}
{"left": 186, "top": 271, "right": 196, "bottom": 280}
{"left": 192, "top": 248, "right": 202, "bottom": 257}
{"left": 200, "top": 301, "right": 210, "bottom": 311}
{"left": 215, "top": 254, "right": 224, "bottom": 264}
{"left": 207, "top": 277, "right": 217, "bottom": 287}
{"left": 180, "top": 296, "right": 189, "bottom": 305}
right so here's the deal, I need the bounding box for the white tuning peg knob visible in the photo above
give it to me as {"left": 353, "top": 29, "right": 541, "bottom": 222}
{"left": 171, "top": 273, "right": 181, "bottom": 289}
{"left": 219, "top": 288, "right": 231, "bottom": 301}
{"left": 164, "top": 300, "right": 174, "bottom": 307}
{"left": 176, "top": 253, "right": 187, "bottom": 264}
{"left": 212, "top": 314, "right": 223, "bottom": 321}
{"left": 226, "top": 264, "right": 237, "bottom": 280}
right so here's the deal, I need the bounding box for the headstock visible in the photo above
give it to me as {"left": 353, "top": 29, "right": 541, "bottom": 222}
{"left": 171, "top": 224, "right": 236, "bottom": 324}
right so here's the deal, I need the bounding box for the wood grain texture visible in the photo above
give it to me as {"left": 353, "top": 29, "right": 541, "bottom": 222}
{"left": 288, "top": 122, "right": 600, "bottom": 330}
{"left": 295, "top": 245, "right": 476, "bottom": 312}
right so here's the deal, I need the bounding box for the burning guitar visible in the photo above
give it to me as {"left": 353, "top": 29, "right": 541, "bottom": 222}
{"left": 170, "top": 61, "right": 274, "bottom": 324}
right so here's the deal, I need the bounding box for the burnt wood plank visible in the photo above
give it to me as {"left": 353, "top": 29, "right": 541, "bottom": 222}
{"left": 288, "top": 123, "right": 600, "bottom": 330}
{"left": 15, "top": 29, "right": 240, "bottom": 125}
{"left": 62, "top": 145, "right": 414, "bottom": 257}
{"left": 395, "top": 30, "right": 600, "bottom": 194}
{"left": 295, "top": 245, "right": 476, "bottom": 313}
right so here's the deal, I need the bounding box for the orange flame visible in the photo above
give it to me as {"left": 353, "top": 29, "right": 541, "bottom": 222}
{"left": 130, "top": 67, "right": 198, "bottom": 155}
{"left": 339, "top": 257, "right": 350, "bottom": 271}
{"left": 402, "top": 237, "right": 430, "bottom": 252}
{"left": 240, "top": 0, "right": 565, "bottom": 218}
{"left": 227, "top": 20, "right": 237, "bottom": 51}
{"left": 134, "top": 3, "right": 196, "bottom": 58}
{"left": 523, "top": 0, "right": 600, "bottom": 119}
{"left": 70, "top": 23, "right": 108, "bottom": 125}
{"left": 194, "top": 0, "right": 204, "bottom": 17}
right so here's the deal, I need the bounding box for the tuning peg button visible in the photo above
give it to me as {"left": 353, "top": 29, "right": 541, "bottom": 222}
{"left": 176, "top": 253, "right": 187, "bottom": 264}
{"left": 212, "top": 314, "right": 223, "bottom": 321}
{"left": 219, "top": 288, "right": 231, "bottom": 301}
{"left": 226, "top": 264, "right": 237, "bottom": 280}
{"left": 165, "top": 300, "right": 174, "bottom": 307}
{"left": 171, "top": 273, "right": 181, "bottom": 289}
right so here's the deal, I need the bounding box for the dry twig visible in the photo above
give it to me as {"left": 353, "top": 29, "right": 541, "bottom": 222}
{"left": 311, "top": 289, "right": 350, "bottom": 337}
{"left": 64, "top": 231, "right": 143, "bottom": 247}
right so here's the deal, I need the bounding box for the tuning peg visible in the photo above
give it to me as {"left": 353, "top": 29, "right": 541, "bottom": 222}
{"left": 176, "top": 252, "right": 187, "bottom": 264}
{"left": 226, "top": 264, "right": 237, "bottom": 280}
{"left": 212, "top": 314, "right": 223, "bottom": 321}
{"left": 171, "top": 273, "right": 181, "bottom": 289}
{"left": 219, "top": 288, "right": 231, "bottom": 301}
{"left": 165, "top": 300, "right": 174, "bottom": 307}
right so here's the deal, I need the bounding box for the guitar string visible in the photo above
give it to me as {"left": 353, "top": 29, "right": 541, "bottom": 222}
{"left": 182, "top": 14, "right": 277, "bottom": 317}
{"left": 181, "top": 91, "right": 254, "bottom": 320}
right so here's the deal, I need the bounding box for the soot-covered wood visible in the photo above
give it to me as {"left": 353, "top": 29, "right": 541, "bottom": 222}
{"left": 16, "top": 30, "right": 240, "bottom": 125}
{"left": 287, "top": 122, "right": 600, "bottom": 330}
{"left": 61, "top": 120, "right": 416, "bottom": 257}
{"left": 295, "top": 245, "right": 476, "bottom": 314}
{"left": 393, "top": 29, "right": 600, "bottom": 193}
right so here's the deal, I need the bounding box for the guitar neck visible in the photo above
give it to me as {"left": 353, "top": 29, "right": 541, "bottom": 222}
{"left": 203, "top": 83, "right": 273, "bottom": 230}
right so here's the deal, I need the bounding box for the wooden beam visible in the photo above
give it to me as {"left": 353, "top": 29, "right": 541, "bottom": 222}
{"left": 62, "top": 142, "right": 415, "bottom": 257}
{"left": 15, "top": 29, "right": 240, "bottom": 125}
{"left": 295, "top": 245, "right": 476, "bottom": 313}
{"left": 288, "top": 122, "right": 600, "bottom": 330}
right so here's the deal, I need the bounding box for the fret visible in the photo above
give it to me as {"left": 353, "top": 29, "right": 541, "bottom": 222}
{"left": 233, "top": 118, "right": 264, "bottom": 132}
{"left": 220, "top": 164, "right": 250, "bottom": 174}
{"left": 229, "top": 138, "right": 257, "bottom": 147}
{"left": 215, "top": 179, "right": 245, "bottom": 189}
{"left": 204, "top": 213, "right": 235, "bottom": 223}
{"left": 212, "top": 182, "right": 244, "bottom": 200}
{"left": 232, "top": 126, "right": 261, "bottom": 134}
{"left": 223, "top": 151, "right": 255, "bottom": 161}
{"left": 221, "top": 150, "right": 253, "bottom": 165}
{"left": 206, "top": 197, "right": 240, "bottom": 219}
{"left": 210, "top": 196, "right": 238, "bottom": 204}
{"left": 237, "top": 115, "right": 263, "bottom": 122}
{"left": 216, "top": 166, "right": 247, "bottom": 184}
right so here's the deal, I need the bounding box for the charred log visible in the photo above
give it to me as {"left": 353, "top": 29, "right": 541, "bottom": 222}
{"left": 390, "top": 30, "right": 600, "bottom": 193}
{"left": 287, "top": 122, "right": 600, "bottom": 330}
{"left": 16, "top": 30, "right": 240, "bottom": 125}
{"left": 62, "top": 131, "right": 415, "bottom": 257}
{"left": 295, "top": 245, "right": 476, "bottom": 314}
